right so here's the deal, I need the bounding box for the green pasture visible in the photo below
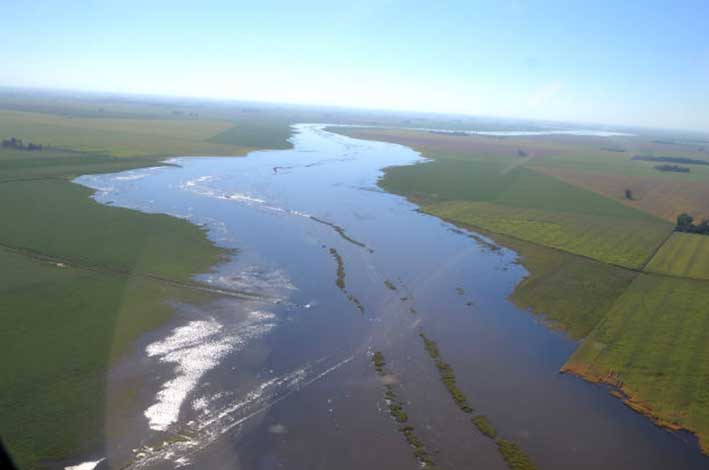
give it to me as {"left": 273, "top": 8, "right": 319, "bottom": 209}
{"left": 564, "top": 274, "right": 709, "bottom": 453}
{"left": 492, "top": 232, "right": 636, "bottom": 339}
{"left": 646, "top": 232, "right": 709, "bottom": 281}
{"left": 425, "top": 201, "right": 670, "bottom": 268}
{"left": 0, "top": 179, "right": 224, "bottom": 280}
{"left": 0, "top": 249, "right": 197, "bottom": 469}
{"left": 0, "top": 109, "right": 250, "bottom": 157}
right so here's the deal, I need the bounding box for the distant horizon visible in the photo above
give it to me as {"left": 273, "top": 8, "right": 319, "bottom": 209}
{"left": 3, "top": 84, "right": 707, "bottom": 136}
{"left": 2, "top": 1, "right": 707, "bottom": 133}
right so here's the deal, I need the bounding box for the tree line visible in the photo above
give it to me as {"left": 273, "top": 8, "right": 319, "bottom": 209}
{"left": 676, "top": 213, "right": 709, "bottom": 235}
{"left": 1, "top": 137, "right": 43, "bottom": 151}
{"left": 655, "top": 164, "right": 690, "bottom": 173}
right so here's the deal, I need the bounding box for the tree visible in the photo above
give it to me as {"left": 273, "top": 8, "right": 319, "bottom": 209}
{"left": 676, "top": 213, "right": 694, "bottom": 232}
{"left": 696, "top": 219, "right": 709, "bottom": 234}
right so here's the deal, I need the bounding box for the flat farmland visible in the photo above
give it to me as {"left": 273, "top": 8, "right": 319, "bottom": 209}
{"left": 563, "top": 274, "right": 709, "bottom": 453}
{"left": 532, "top": 166, "right": 709, "bottom": 222}
{"left": 425, "top": 201, "right": 671, "bottom": 268}
{"left": 646, "top": 232, "right": 709, "bottom": 280}
{"left": 0, "top": 109, "right": 251, "bottom": 157}
{"left": 476, "top": 230, "right": 636, "bottom": 339}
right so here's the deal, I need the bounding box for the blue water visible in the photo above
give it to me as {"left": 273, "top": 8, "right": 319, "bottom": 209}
{"left": 71, "top": 124, "right": 708, "bottom": 470}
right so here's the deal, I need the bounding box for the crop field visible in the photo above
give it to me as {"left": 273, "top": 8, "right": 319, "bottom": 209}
{"left": 646, "top": 233, "right": 709, "bottom": 280}
{"left": 0, "top": 179, "right": 225, "bottom": 280}
{"left": 0, "top": 246, "right": 218, "bottom": 469}
{"left": 209, "top": 119, "right": 295, "bottom": 149}
{"left": 489, "top": 232, "right": 636, "bottom": 339}
{"left": 563, "top": 274, "right": 709, "bottom": 453}
{"left": 0, "top": 176, "right": 226, "bottom": 470}
{"left": 426, "top": 201, "right": 670, "bottom": 268}
{"left": 532, "top": 166, "right": 709, "bottom": 222}
{"left": 341, "top": 126, "right": 709, "bottom": 222}
{"left": 0, "top": 98, "right": 262, "bottom": 469}
{"left": 0, "top": 146, "right": 173, "bottom": 182}
{"left": 0, "top": 109, "right": 254, "bottom": 157}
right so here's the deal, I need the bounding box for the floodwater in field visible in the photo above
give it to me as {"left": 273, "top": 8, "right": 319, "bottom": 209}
{"left": 71, "top": 125, "right": 707, "bottom": 470}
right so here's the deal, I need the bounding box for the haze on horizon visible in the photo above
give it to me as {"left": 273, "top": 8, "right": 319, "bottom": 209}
{"left": 2, "top": 0, "right": 708, "bottom": 132}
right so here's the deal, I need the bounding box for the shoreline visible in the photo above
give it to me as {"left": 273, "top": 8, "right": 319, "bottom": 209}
{"left": 326, "top": 126, "right": 709, "bottom": 458}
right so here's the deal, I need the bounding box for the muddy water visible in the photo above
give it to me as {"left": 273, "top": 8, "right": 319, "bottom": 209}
{"left": 71, "top": 125, "right": 708, "bottom": 470}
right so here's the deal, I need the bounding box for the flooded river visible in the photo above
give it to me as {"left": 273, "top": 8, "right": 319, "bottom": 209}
{"left": 71, "top": 124, "right": 708, "bottom": 469}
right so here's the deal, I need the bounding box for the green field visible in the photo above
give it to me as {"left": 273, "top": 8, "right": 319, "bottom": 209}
{"left": 426, "top": 201, "right": 671, "bottom": 268}
{"left": 209, "top": 119, "right": 294, "bottom": 149}
{"left": 2, "top": 93, "right": 709, "bottom": 466}
{"left": 0, "top": 109, "right": 253, "bottom": 157}
{"left": 0, "top": 97, "right": 295, "bottom": 469}
{"left": 0, "top": 179, "right": 225, "bottom": 279}
{"left": 375, "top": 148, "right": 672, "bottom": 268}
{"left": 490, "top": 232, "right": 636, "bottom": 339}
{"left": 336, "top": 126, "right": 709, "bottom": 453}
{"left": 0, "top": 176, "right": 227, "bottom": 469}
{"left": 646, "top": 232, "right": 709, "bottom": 281}
{"left": 0, "top": 249, "right": 213, "bottom": 469}
{"left": 341, "top": 125, "right": 709, "bottom": 222}
{"left": 563, "top": 274, "right": 709, "bottom": 453}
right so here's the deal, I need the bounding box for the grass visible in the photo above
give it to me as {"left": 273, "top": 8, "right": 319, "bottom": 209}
{"left": 501, "top": 232, "right": 636, "bottom": 339}
{"left": 0, "top": 99, "right": 295, "bottom": 468}
{"left": 424, "top": 201, "right": 671, "bottom": 269}
{"left": 0, "top": 109, "right": 253, "bottom": 157}
{"left": 0, "top": 149, "right": 167, "bottom": 181}
{"left": 208, "top": 119, "right": 294, "bottom": 149}
{"left": 342, "top": 124, "right": 709, "bottom": 220}
{"left": 367, "top": 129, "right": 672, "bottom": 269}
{"left": 532, "top": 166, "right": 709, "bottom": 222}
{"left": 0, "top": 179, "right": 225, "bottom": 280}
{"left": 563, "top": 274, "right": 709, "bottom": 453}
{"left": 0, "top": 249, "right": 211, "bottom": 469}
{"left": 646, "top": 232, "right": 709, "bottom": 281}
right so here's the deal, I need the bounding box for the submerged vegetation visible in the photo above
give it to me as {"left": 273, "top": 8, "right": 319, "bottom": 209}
{"left": 472, "top": 415, "right": 497, "bottom": 439}
{"left": 371, "top": 351, "right": 436, "bottom": 469}
{"left": 497, "top": 440, "right": 537, "bottom": 470}
{"left": 420, "top": 333, "right": 474, "bottom": 413}
{"left": 329, "top": 247, "right": 346, "bottom": 289}
{"left": 419, "top": 332, "right": 536, "bottom": 469}
{"left": 311, "top": 216, "right": 373, "bottom": 252}
{"left": 327, "top": 246, "right": 365, "bottom": 313}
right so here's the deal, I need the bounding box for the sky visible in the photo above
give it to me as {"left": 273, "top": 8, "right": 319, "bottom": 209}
{"left": 2, "top": 0, "right": 708, "bottom": 131}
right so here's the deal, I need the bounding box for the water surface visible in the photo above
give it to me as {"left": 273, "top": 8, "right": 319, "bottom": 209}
{"left": 72, "top": 124, "right": 707, "bottom": 470}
